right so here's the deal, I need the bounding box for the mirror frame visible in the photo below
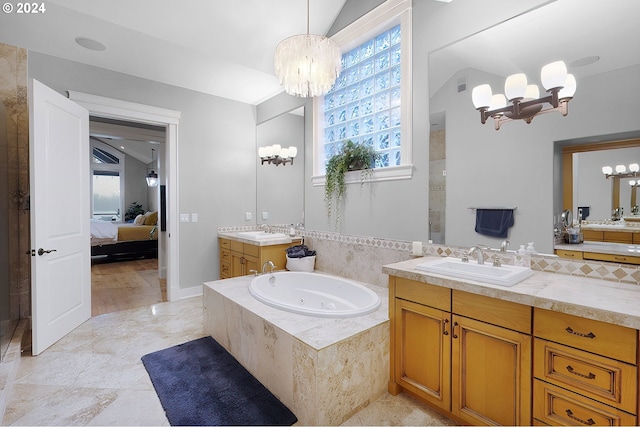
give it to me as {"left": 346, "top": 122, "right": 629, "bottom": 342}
{"left": 562, "top": 138, "right": 640, "bottom": 214}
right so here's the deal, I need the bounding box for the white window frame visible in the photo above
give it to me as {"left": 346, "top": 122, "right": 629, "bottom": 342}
{"left": 90, "top": 139, "right": 125, "bottom": 221}
{"left": 312, "top": 0, "right": 412, "bottom": 186}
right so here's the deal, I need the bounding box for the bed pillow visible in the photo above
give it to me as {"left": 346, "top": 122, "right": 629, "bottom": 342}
{"left": 134, "top": 214, "right": 145, "bottom": 225}
{"left": 144, "top": 211, "right": 158, "bottom": 225}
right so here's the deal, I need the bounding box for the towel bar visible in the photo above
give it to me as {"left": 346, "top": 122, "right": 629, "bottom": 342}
{"left": 468, "top": 207, "right": 517, "bottom": 211}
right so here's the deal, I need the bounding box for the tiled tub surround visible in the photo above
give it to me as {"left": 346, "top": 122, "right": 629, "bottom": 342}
{"left": 203, "top": 275, "right": 389, "bottom": 426}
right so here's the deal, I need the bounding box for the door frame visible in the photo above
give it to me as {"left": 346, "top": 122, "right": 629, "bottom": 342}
{"left": 68, "top": 91, "right": 181, "bottom": 301}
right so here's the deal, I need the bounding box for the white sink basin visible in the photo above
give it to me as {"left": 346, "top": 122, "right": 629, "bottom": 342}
{"left": 236, "top": 231, "right": 288, "bottom": 240}
{"left": 415, "top": 258, "right": 534, "bottom": 287}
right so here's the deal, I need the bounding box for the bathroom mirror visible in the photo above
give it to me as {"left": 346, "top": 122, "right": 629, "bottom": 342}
{"left": 428, "top": 0, "right": 640, "bottom": 250}
{"left": 571, "top": 143, "right": 640, "bottom": 221}
{"left": 256, "top": 107, "right": 305, "bottom": 227}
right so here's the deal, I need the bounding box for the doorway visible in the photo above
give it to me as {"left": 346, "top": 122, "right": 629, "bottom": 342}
{"left": 89, "top": 116, "right": 166, "bottom": 316}
{"left": 68, "top": 90, "right": 181, "bottom": 304}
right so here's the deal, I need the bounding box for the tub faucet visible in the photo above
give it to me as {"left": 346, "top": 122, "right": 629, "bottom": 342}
{"left": 262, "top": 260, "right": 275, "bottom": 274}
{"left": 464, "top": 245, "right": 485, "bottom": 265}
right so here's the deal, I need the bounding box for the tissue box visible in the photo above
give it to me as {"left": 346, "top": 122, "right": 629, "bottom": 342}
{"left": 286, "top": 255, "right": 315, "bottom": 272}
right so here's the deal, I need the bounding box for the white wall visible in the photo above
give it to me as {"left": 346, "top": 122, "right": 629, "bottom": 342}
{"left": 431, "top": 65, "right": 640, "bottom": 254}
{"left": 302, "top": 0, "right": 552, "bottom": 242}
{"left": 29, "top": 52, "right": 257, "bottom": 290}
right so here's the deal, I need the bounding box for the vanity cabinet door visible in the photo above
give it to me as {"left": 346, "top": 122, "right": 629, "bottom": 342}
{"left": 394, "top": 298, "right": 451, "bottom": 412}
{"left": 451, "top": 315, "right": 532, "bottom": 426}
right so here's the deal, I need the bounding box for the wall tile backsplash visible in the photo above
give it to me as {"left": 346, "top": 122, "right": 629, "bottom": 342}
{"left": 219, "top": 225, "right": 640, "bottom": 287}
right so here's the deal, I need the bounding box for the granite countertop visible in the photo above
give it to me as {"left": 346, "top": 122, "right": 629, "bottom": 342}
{"left": 217, "top": 231, "right": 298, "bottom": 246}
{"left": 581, "top": 222, "right": 640, "bottom": 231}
{"left": 555, "top": 240, "right": 640, "bottom": 256}
{"left": 383, "top": 257, "right": 640, "bottom": 330}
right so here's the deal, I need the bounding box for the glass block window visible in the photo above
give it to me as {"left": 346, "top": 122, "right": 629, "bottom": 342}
{"left": 323, "top": 24, "right": 402, "bottom": 169}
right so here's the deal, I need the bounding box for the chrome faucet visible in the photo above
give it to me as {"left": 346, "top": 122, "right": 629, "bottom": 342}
{"left": 262, "top": 260, "right": 275, "bottom": 274}
{"left": 465, "top": 245, "right": 485, "bottom": 265}
{"left": 500, "top": 240, "right": 509, "bottom": 253}
{"left": 261, "top": 223, "right": 270, "bottom": 233}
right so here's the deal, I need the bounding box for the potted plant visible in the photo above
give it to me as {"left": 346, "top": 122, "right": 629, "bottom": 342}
{"left": 125, "top": 201, "right": 145, "bottom": 222}
{"left": 324, "top": 140, "right": 380, "bottom": 227}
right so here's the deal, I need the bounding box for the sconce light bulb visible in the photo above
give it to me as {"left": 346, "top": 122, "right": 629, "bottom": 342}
{"left": 602, "top": 166, "right": 613, "bottom": 175}
{"left": 616, "top": 164, "right": 627, "bottom": 173}
{"left": 258, "top": 147, "right": 267, "bottom": 158}
{"left": 630, "top": 163, "right": 640, "bottom": 172}
{"left": 541, "top": 60, "right": 568, "bottom": 90}
{"left": 524, "top": 84, "right": 540, "bottom": 100}
{"left": 288, "top": 146, "right": 298, "bottom": 158}
{"left": 472, "top": 84, "right": 492, "bottom": 108}
{"left": 272, "top": 144, "right": 282, "bottom": 156}
{"left": 558, "top": 74, "right": 576, "bottom": 99}
{"left": 630, "top": 180, "right": 636, "bottom": 186}
{"left": 504, "top": 73, "right": 528, "bottom": 100}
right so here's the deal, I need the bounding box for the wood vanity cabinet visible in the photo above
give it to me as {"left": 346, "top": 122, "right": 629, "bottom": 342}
{"left": 218, "top": 238, "right": 289, "bottom": 279}
{"left": 389, "top": 276, "right": 532, "bottom": 425}
{"left": 555, "top": 248, "right": 640, "bottom": 265}
{"left": 533, "top": 308, "right": 638, "bottom": 426}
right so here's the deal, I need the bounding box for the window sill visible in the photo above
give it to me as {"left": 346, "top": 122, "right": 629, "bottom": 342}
{"left": 312, "top": 164, "right": 413, "bottom": 186}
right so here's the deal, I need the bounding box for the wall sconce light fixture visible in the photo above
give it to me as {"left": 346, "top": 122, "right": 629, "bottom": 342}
{"left": 602, "top": 163, "right": 640, "bottom": 179}
{"left": 258, "top": 144, "right": 298, "bottom": 166}
{"left": 471, "top": 60, "right": 576, "bottom": 130}
{"left": 146, "top": 148, "right": 159, "bottom": 187}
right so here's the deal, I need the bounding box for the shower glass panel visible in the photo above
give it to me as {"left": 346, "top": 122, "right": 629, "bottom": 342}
{"left": 0, "top": 97, "right": 19, "bottom": 361}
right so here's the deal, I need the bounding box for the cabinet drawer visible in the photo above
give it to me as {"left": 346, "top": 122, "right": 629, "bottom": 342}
{"left": 603, "top": 231, "right": 633, "bottom": 244}
{"left": 534, "top": 338, "right": 637, "bottom": 413}
{"left": 220, "top": 248, "right": 230, "bottom": 263}
{"left": 582, "top": 230, "right": 604, "bottom": 242}
{"left": 243, "top": 243, "right": 260, "bottom": 258}
{"left": 230, "top": 240, "right": 243, "bottom": 252}
{"left": 453, "top": 290, "right": 531, "bottom": 334}
{"left": 395, "top": 277, "right": 451, "bottom": 311}
{"left": 555, "top": 249, "right": 583, "bottom": 260}
{"left": 219, "top": 238, "right": 230, "bottom": 249}
{"left": 534, "top": 308, "right": 637, "bottom": 364}
{"left": 220, "top": 262, "right": 231, "bottom": 278}
{"left": 583, "top": 252, "right": 640, "bottom": 265}
{"left": 534, "top": 380, "right": 636, "bottom": 426}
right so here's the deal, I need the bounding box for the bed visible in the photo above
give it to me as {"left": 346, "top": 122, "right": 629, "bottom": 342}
{"left": 91, "top": 211, "right": 158, "bottom": 260}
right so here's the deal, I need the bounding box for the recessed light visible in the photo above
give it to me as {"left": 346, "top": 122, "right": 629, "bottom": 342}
{"left": 570, "top": 56, "right": 600, "bottom": 67}
{"left": 75, "top": 37, "right": 106, "bottom": 52}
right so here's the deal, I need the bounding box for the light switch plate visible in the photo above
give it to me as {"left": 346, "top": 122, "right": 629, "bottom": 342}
{"left": 179, "top": 214, "right": 189, "bottom": 223}
{"left": 245, "top": 212, "right": 252, "bottom": 220}
{"left": 191, "top": 213, "right": 198, "bottom": 222}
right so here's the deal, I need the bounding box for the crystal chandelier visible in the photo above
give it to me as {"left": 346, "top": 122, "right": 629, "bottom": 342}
{"left": 471, "top": 61, "right": 577, "bottom": 130}
{"left": 274, "top": 0, "right": 342, "bottom": 98}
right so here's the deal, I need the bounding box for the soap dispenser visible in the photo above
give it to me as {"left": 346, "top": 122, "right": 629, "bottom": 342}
{"left": 526, "top": 242, "right": 536, "bottom": 253}
{"left": 518, "top": 245, "right": 526, "bottom": 255}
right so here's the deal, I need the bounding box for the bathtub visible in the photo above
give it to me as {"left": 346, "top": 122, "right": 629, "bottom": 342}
{"left": 249, "top": 271, "right": 381, "bottom": 318}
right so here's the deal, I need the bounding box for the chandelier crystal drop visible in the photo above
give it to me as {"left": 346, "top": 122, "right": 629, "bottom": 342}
{"left": 274, "top": 0, "right": 342, "bottom": 98}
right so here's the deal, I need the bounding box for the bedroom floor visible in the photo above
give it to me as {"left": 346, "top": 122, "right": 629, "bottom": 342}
{"left": 91, "top": 258, "right": 166, "bottom": 316}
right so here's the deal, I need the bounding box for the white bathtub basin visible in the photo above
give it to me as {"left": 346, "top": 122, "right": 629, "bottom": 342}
{"left": 415, "top": 258, "right": 533, "bottom": 287}
{"left": 249, "top": 271, "right": 381, "bottom": 318}
{"left": 236, "top": 231, "right": 288, "bottom": 240}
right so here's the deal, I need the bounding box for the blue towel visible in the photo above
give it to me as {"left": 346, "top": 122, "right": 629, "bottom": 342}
{"left": 475, "top": 209, "right": 514, "bottom": 238}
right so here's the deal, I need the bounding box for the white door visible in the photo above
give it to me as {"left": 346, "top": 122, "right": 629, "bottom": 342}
{"left": 29, "top": 79, "right": 90, "bottom": 355}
